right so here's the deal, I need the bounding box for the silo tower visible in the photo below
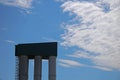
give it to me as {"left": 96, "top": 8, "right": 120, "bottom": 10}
{"left": 15, "top": 42, "right": 57, "bottom": 80}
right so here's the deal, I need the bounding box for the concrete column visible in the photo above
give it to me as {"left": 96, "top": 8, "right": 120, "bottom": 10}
{"left": 49, "top": 56, "right": 56, "bottom": 80}
{"left": 19, "top": 55, "right": 29, "bottom": 80}
{"left": 34, "top": 56, "right": 42, "bottom": 80}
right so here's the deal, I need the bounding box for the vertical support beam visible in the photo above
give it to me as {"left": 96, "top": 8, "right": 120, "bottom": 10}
{"left": 19, "top": 55, "right": 29, "bottom": 80}
{"left": 49, "top": 56, "right": 56, "bottom": 80}
{"left": 34, "top": 56, "right": 42, "bottom": 80}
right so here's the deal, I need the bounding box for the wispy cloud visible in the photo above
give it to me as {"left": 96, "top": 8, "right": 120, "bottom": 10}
{"left": 59, "top": 59, "right": 85, "bottom": 68}
{"left": 91, "top": 66, "right": 113, "bottom": 71}
{"left": 5, "top": 40, "right": 16, "bottom": 44}
{"left": 59, "top": 59, "right": 113, "bottom": 71}
{"left": 0, "top": 0, "right": 35, "bottom": 13}
{"left": 68, "top": 51, "right": 114, "bottom": 71}
{"left": 60, "top": 0, "right": 120, "bottom": 71}
{"left": 68, "top": 50, "right": 92, "bottom": 59}
{"left": 41, "top": 37, "right": 60, "bottom": 42}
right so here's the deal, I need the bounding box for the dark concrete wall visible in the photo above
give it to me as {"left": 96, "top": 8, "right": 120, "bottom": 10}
{"left": 15, "top": 42, "right": 57, "bottom": 59}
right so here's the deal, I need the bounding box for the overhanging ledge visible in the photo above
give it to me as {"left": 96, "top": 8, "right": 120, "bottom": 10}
{"left": 15, "top": 42, "right": 57, "bottom": 59}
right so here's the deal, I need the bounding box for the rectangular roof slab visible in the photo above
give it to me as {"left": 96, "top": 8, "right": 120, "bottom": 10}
{"left": 15, "top": 42, "right": 57, "bottom": 59}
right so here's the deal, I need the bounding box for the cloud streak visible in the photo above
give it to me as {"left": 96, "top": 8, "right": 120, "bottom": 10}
{"left": 60, "top": 0, "right": 120, "bottom": 71}
{"left": 59, "top": 59, "right": 85, "bottom": 68}
{"left": 5, "top": 40, "right": 16, "bottom": 44}
{"left": 58, "top": 59, "right": 113, "bottom": 71}
{"left": 0, "top": 0, "right": 34, "bottom": 13}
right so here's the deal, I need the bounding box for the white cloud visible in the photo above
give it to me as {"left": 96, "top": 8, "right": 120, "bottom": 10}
{"left": 59, "top": 59, "right": 85, "bottom": 68}
{"left": 99, "top": 0, "right": 120, "bottom": 9}
{"left": 68, "top": 50, "right": 92, "bottom": 59}
{"left": 59, "top": 62, "right": 71, "bottom": 67}
{"left": 41, "top": 37, "right": 60, "bottom": 42}
{"left": 0, "top": 0, "right": 34, "bottom": 10}
{"left": 58, "top": 58, "right": 113, "bottom": 71}
{"left": 5, "top": 40, "right": 16, "bottom": 44}
{"left": 60, "top": 0, "right": 120, "bottom": 71}
{"left": 91, "top": 66, "right": 113, "bottom": 71}
{"left": 69, "top": 50, "right": 120, "bottom": 70}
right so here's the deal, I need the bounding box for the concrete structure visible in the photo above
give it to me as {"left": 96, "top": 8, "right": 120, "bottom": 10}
{"left": 15, "top": 42, "right": 57, "bottom": 80}
{"left": 49, "top": 56, "right": 56, "bottom": 80}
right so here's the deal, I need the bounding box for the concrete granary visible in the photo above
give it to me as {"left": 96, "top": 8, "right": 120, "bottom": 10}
{"left": 15, "top": 42, "right": 57, "bottom": 80}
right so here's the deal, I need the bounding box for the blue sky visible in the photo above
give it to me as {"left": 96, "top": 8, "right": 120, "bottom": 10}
{"left": 0, "top": 0, "right": 120, "bottom": 80}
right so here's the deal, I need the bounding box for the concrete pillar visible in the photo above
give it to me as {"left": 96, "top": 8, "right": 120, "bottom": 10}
{"left": 19, "top": 55, "right": 29, "bottom": 80}
{"left": 49, "top": 56, "right": 56, "bottom": 80}
{"left": 34, "top": 56, "right": 42, "bottom": 80}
